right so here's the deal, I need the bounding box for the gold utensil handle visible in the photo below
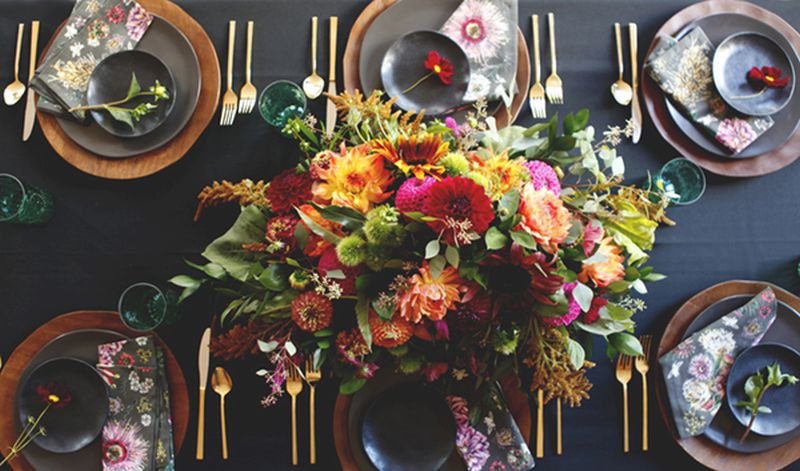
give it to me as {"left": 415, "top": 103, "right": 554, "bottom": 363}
{"left": 220, "top": 396, "right": 229, "bottom": 459}
{"left": 536, "top": 389, "right": 544, "bottom": 458}
{"left": 556, "top": 398, "right": 562, "bottom": 455}
{"left": 309, "top": 384, "right": 316, "bottom": 464}
{"left": 328, "top": 17, "right": 338, "bottom": 80}
{"left": 629, "top": 23, "right": 638, "bottom": 87}
{"left": 614, "top": 22, "right": 623, "bottom": 80}
{"left": 547, "top": 13, "right": 556, "bottom": 74}
{"left": 196, "top": 387, "right": 206, "bottom": 460}
{"left": 227, "top": 20, "right": 236, "bottom": 90}
{"left": 245, "top": 21, "right": 253, "bottom": 85}
{"left": 14, "top": 23, "right": 24, "bottom": 80}
{"left": 532, "top": 15, "right": 540, "bottom": 83}
{"left": 622, "top": 383, "right": 629, "bottom": 453}
{"left": 642, "top": 375, "right": 649, "bottom": 451}
{"left": 28, "top": 21, "right": 39, "bottom": 79}
{"left": 311, "top": 17, "right": 318, "bottom": 74}
{"left": 291, "top": 395, "right": 298, "bottom": 465}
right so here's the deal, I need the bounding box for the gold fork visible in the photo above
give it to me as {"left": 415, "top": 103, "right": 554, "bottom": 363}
{"left": 220, "top": 20, "right": 238, "bottom": 126}
{"left": 238, "top": 21, "right": 256, "bottom": 114}
{"left": 635, "top": 335, "right": 653, "bottom": 452}
{"left": 535, "top": 389, "right": 544, "bottom": 458}
{"left": 615, "top": 353, "right": 633, "bottom": 453}
{"left": 305, "top": 359, "right": 321, "bottom": 464}
{"left": 528, "top": 15, "right": 546, "bottom": 119}
{"left": 545, "top": 13, "right": 563, "bottom": 105}
{"left": 285, "top": 362, "right": 303, "bottom": 466}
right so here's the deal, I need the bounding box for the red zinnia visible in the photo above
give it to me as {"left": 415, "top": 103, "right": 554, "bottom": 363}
{"left": 291, "top": 291, "right": 333, "bottom": 332}
{"left": 747, "top": 66, "right": 791, "bottom": 88}
{"left": 265, "top": 169, "right": 312, "bottom": 214}
{"left": 582, "top": 296, "right": 608, "bottom": 324}
{"left": 36, "top": 383, "right": 73, "bottom": 409}
{"left": 424, "top": 51, "right": 454, "bottom": 85}
{"left": 423, "top": 177, "right": 494, "bottom": 246}
{"left": 369, "top": 310, "right": 414, "bottom": 348}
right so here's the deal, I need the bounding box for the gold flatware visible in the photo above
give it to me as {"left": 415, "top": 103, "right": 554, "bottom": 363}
{"left": 220, "top": 20, "right": 238, "bottom": 126}
{"left": 635, "top": 335, "right": 653, "bottom": 452}
{"left": 556, "top": 398, "right": 562, "bottom": 455}
{"left": 286, "top": 362, "right": 304, "bottom": 466}
{"left": 528, "top": 15, "right": 546, "bottom": 119}
{"left": 615, "top": 353, "right": 633, "bottom": 453}
{"left": 238, "top": 21, "right": 256, "bottom": 114}
{"left": 629, "top": 22, "right": 642, "bottom": 143}
{"left": 22, "top": 20, "right": 40, "bottom": 141}
{"left": 303, "top": 17, "right": 325, "bottom": 100}
{"left": 325, "top": 16, "right": 339, "bottom": 137}
{"left": 4, "top": 23, "right": 26, "bottom": 106}
{"left": 211, "top": 367, "right": 233, "bottom": 460}
{"left": 610, "top": 22, "right": 632, "bottom": 106}
{"left": 536, "top": 389, "right": 544, "bottom": 458}
{"left": 544, "top": 13, "right": 563, "bottom": 105}
{"left": 305, "top": 358, "right": 321, "bottom": 464}
{"left": 196, "top": 328, "right": 211, "bottom": 460}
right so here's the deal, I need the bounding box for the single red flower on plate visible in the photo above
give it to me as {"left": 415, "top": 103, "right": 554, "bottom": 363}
{"left": 36, "top": 383, "right": 73, "bottom": 409}
{"left": 423, "top": 51, "right": 454, "bottom": 85}
{"left": 747, "top": 66, "right": 791, "bottom": 88}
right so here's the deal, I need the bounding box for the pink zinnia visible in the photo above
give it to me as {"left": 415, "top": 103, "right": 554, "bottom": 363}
{"left": 317, "top": 247, "right": 360, "bottom": 295}
{"left": 395, "top": 176, "right": 435, "bottom": 213}
{"left": 541, "top": 282, "right": 581, "bottom": 327}
{"left": 524, "top": 160, "right": 561, "bottom": 195}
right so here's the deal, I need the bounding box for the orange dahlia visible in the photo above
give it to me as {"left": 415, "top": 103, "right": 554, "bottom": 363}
{"left": 312, "top": 144, "right": 393, "bottom": 214}
{"left": 470, "top": 151, "right": 529, "bottom": 201}
{"left": 372, "top": 134, "right": 449, "bottom": 179}
{"left": 291, "top": 291, "right": 333, "bottom": 332}
{"left": 516, "top": 183, "right": 572, "bottom": 253}
{"left": 369, "top": 310, "right": 414, "bottom": 348}
{"left": 578, "top": 237, "right": 625, "bottom": 287}
{"left": 297, "top": 204, "right": 342, "bottom": 257}
{"left": 398, "top": 263, "right": 464, "bottom": 323}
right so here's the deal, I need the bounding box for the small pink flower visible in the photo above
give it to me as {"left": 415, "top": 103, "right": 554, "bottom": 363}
{"left": 688, "top": 353, "right": 712, "bottom": 380}
{"left": 715, "top": 118, "right": 756, "bottom": 154}
{"left": 524, "top": 160, "right": 561, "bottom": 195}
{"left": 541, "top": 282, "right": 581, "bottom": 327}
{"left": 582, "top": 220, "right": 604, "bottom": 256}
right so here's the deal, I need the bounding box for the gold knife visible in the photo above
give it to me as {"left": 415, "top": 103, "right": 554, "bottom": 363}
{"left": 325, "top": 16, "right": 338, "bottom": 138}
{"left": 22, "top": 20, "right": 40, "bottom": 142}
{"left": 629, "top": 22, "right": 642, "bottom": 143}
{"left": 196, "top": 328, "right": 211, "bottom": 461}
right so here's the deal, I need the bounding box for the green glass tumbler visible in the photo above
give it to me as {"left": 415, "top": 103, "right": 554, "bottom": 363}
{"left": 0, "top": 174, "right": 54, "bottom": 224}
{"left": 258, "top": 80, "right": 307, "bottom": 128}
{"left": 118, "top": 282, "right": 178, "bottom": 332}
{"left": 652, "top": 158, "right": 706, "bottom": 205}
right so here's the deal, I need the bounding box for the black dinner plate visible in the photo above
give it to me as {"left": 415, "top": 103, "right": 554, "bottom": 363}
{"left": 17, "top": 358, "right": 108, "bottom": 453}
{"left": 665, "top": 13, "right": 800, "bottom": 159}
{"left": 56, "top": 15, "right": 201, "bottom": 159}
{"left": 726, "top": 343, "right": 800, "bottom": 437}
{"left": 679, "top": 295, "right": 800, "bottom": 453}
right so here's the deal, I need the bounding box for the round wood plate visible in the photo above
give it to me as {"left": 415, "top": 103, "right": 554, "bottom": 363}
{"left": 333, "top": 375, "right": 531, "bottom": 471}
{"left": 343, "top": 0, "right": 530, "bottom": 129}
{"left": 642, "top": 0, "right": 800, "bottom": 178}
{"left": 37, "top": 0, "right": 220, "bottom": 180}
{"left": 656, "top": 280, "right": 800, "bottom": 471}
{"left": 0, "top": 311, "right": 189, "bottom": 471}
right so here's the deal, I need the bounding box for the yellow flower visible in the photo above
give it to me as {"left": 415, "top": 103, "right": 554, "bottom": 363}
{"left": 579, "top": 237, "right": 625, "bottom": 287}
{"left": 516, "top": 184, "right": 571, "bottom": 253}
{"left": 398, "top": 264, "right": 463, "bottom": 323}
{"left": 372, "top": 134, "right": 449, "bottom": 179}
{"left": 470, "top": 151, "right": 528, "bottom": 201}
{"left": 312, "top": 144, "right": 394, "bottom": 213}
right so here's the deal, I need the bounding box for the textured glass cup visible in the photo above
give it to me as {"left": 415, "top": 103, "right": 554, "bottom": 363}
{"left": 652, "top": 158, "right": 706, "bottom": 205}
{"left": 0, "top": 174, "right": 54, "bottom": 224}
{"left": 258, "top": 80, "right": 307, "bottom": 128}
{"left": 118, "top": 283, "right": 178, "bottom": 332}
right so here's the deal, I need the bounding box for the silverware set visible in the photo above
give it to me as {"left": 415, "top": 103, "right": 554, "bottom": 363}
{"left": 220, "top": 20, "right": 256, "bottom": 127}
{"left": 196, "top": 328, "right": 234, "bottom": 461}
{"left": 529, "top": 13, "right": 563, "bottom": 119}
{"left": 615, "top": 334, "right": 652, "bottom": 453}
{"left": 610, "top": 22, "right": 642, "bottom": 142}
{"left": 4, "top": 21, "right": 41, "bottom": 141}
{"left": 285, "top": 359, "right": 322, "bottom": 466}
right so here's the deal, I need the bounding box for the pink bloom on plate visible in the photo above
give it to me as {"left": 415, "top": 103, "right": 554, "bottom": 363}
{"left": 715, "top": 118, "right": 756, "bottom": 154}
{"left": 441, "top": 0, "right": 510, "bottom": 65}
{"left": 102, "top": 420, "right": 149, "bottom": 471}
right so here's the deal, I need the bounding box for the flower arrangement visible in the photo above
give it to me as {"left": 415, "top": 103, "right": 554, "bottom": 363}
{"left": 179, "top": 91, "right": 671, "bottom": 408}
{"left": 1, "top": 383, "right": 72, "bottom": 466}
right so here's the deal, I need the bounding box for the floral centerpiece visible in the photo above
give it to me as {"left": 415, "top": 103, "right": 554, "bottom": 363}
{"left": 177, "top": 91, "right": 671, "bottom": 408}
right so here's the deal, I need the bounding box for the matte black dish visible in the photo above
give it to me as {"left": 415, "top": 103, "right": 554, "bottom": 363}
{"left": 713, "top": 32, "right": 794, "bottom": 117}
{"left": 87, "top": 50, "right": 176, "bottom": 138}
{"left": 17, "top": 357, "right": 109, "bottom": 454}
{"left": 726, "top": 343, "right": 800, "bottom": 436}
{"left": 361, "top": 382, "right": 456, "bottom": 471}
{"left": 381, "top": 30, "right": 470, "bottom": 116}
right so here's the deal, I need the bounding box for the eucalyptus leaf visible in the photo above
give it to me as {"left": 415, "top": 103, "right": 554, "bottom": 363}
{"left": 566, "top": 337, "right": 585, "bottom": 371}
{"left": 485, "top": 227, "right": 508, "bottom": 250}
{"left": 510, "top": 230, "right": 537, "bottom": 250}
{"left": 445, "top": 245, "right": 460, "bottom": 268}
{"left": 609, "top": 332, "right": 643, "bottom": 357}
{"left": 356, "top": 296, "right": 372, "bottom": 350}
{"left": 425, "top": 239, "right": 440, "bottom": 259}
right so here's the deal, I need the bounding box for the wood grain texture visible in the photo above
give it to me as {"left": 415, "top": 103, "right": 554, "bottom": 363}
{"left": 642, "top": 0, "right": 800, "bottom": 178}
{"left": 37, "top": 0, "right": 220, "bottom": 180}
{"left": 655, "top": 280, "right": 800, "bottom": 471}
{"left": 0, "top": 311, "right": 189, "bottom": 471}
{"left": 342, "top": 0, "right": 530, "bottom": 129}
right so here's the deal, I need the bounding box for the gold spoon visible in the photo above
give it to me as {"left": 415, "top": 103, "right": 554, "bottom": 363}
{"left": 611, "top": 22, "right": 633, "bottom": 106}
{"left": 211, "top": 367, "right": 233, "bottom": 460}
{"left": 4, "top": 23, "right": 26, "bottom": 106}
{"left": 302, "top": 16, "right": 325, "bottom": 100}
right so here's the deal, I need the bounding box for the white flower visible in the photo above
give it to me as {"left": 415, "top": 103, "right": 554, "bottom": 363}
{"left": 70, "top": 42, "right": 84, "bottom": 58}
{"left": 87, "top": 37, "right": 100, "bottom": 48}
{"left": 135, "top": 337, "right": 148, "bottom": 346}
{"left": 65, "top": 24, "right": 79, "bottom": 39}
{"left": 483, "top": 412, "right": 495, "bottom": 434}
{"left": 698, "top": 328, "right": 735, "bottom": 356}
{"left": 466, "top": 74, "right": 492, "bottom": 101}
{"left": 682, "top": 378, "right": 711, "bottom": 411}
{"left": 721, "top": 317, "right": 738, "bottom": 329}
{"left": 141, "top": 414, "right": 152, "bottom": 426}
{"left": 668, "top": 360, "right": 683, "bottom": 379}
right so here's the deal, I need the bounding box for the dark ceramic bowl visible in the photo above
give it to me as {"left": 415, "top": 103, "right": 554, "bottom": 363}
{"left": 713, "top": 32, "right": 795, "bottom": 116}
{"left": 381, "top": 30, "right": 470, "bottom": 116}
{"left": 726, "top": 343, "right": 800, "bottom": 437}
{"left": 16, "top": 357, "right": 109, "bottom": 453}
{"left": 86, "top": 50, "right": 176, "bottom": 138}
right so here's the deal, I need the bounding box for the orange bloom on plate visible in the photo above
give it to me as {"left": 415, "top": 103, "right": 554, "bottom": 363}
{"left": 516, "top": 183, "right": 571, "bottom": 253}
{"left": 312, "top": 144, "right": 394, "bottom": 213}
{"left": 579, "top": 237, "right": 625, "bottom": 287}
{"left": 398, "top": 264, "right": 464, "bottom": 323}
{"left": 372, "top": 134, "right": 448, "bottom": 179}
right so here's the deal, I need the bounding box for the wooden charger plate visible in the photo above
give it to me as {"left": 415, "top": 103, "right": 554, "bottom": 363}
{"left": 0, "top": 311, "right": 189, "bottom": 471}
{"left": 343, "top": 0, "right": 530, "bottom": 129}
{"left": 37, "top": 0, "right": 220, "bottom": 180}
{"left": 656, "top": 280, "right": 800, "bottom": 471}
{"left": 642, "top": 0, "right": 800, "bottom": 178}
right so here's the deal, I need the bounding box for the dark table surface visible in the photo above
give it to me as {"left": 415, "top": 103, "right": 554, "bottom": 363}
{"left": 2, "top": 0, "right": 800, "bottom": 470}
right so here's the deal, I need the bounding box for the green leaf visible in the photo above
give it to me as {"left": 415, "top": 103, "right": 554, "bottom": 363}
{"left": 510, "top": 230, "right": 537, "bottom": 250}
{"left": 314, "top": 329, "right": 334, "bottom": 338}
{"left": 127, "top": 73, "right": 141, "bottom": 99}
{"left": 574, "top": 109, "right": 590, "bottom": 130}
{"left": 445, "top": 245, "right": 460, "bottom": 268}
{"left": 169, "top": 275, "right": 202, "bottom": 289}
{"left": 604, "top": 303, "right": 634, "bottom": 321}
{"left": 310, "top": 203, "right": 366, "bottom": 231}
{"left": 258, "top": 340, "right": 279, "bottom": 353}
{"left": 317, "top": 339, "right": 331, "bottom": 349}
{"left": 609, "top": 332, "right": 643, "bottom": 357}
{"left": 202, "top": 206, "right": 269, "bottom": 282}
{"left": 552, "top": 135, "right": 577, "bottom": 151}
{"left": 258, "top": 264, "right": 289, "bottom": 291}
{"left": 185, "top": 260, "right": 227, "bottom": 280}
{"left": 485, "top": 227, "right": 508, "bottom": 250}
{"left": 572, "top": 282, "right": 594, "bottom": 312}
{"left": 296, "top": 206, "right": 342, "bottom": 244}
{"left": 324, "top": 269, "right": 346, "bottom": 280}
{"left": 425, "top": 239, "right": 440, "bottom": 259}
{"left": 106, "top": 107, "right": 135, "bottom": 130}
{"left": 220, "top": 299, "right": 244, "bottom": 324}
{"left": 340, "top": 377, "right": 367, "bottom": 395}
{"left": 429, "top": 255, "right": 446, "bottom": 280}
{"left": 498, "top": 189, "right": 520, "bottom": 220}
{"left": 745, "top": 373, "right": 764, "bottom": 403}
{"left": 356, "top": 296, "right": 372, "bottom": 350}
{"left": 758, "top": 405, "right": 773, "bottom": 414}
{"left": 566, "top": 337, "right": 585, "bottom": 371}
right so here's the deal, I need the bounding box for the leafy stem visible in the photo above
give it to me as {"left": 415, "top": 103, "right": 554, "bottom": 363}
{"left": 69, "top": 73, "right": 170, "bottom": 130}
{"left": 736, "top": 362, "right": 798, "bottom": 443}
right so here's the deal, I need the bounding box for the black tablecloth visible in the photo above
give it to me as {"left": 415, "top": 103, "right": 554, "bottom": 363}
{"left": 2, "top": 0, "right": 800, "bottom": 470}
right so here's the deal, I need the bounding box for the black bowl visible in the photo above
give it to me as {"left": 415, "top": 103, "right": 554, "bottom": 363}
{"left": 86, "top": 50, "right": 176, "bottom": 138}
{"left": 381, "top": 30, "right": 470, "bottom": 116}
{"left": 726, "top": 343, "right": 800, "bottom": 437}
{"left": 16, "top": 357, "right": 109, "bottom": 453}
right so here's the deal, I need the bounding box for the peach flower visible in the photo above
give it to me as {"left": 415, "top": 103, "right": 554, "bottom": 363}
{"left": 398, "top": 264, "right": 464, "bottom": 323}
{"left": 312, "top": 144, "right": 393, "bottom": 213}
{"left": 578, "top": 237, "right": 625, "bottom": 287}
{"left": 516, "top": 183, "right": 571, "bottom": 253}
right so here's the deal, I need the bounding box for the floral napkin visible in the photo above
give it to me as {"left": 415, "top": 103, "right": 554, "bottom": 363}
{"left": 646, "top": 28, "right": 774, "bottom": 154}
{"left": 97, "top": 336, "right": 175, "bottom": 471}
{"left": 659, "top": 288, "right": 777, "bottom": 439}
{"left": 446, "top": 382, "right": 534, "bottom": 471}
{"left": 31, "top": 0, "right": 154, "bottom": 121}
{"left": 440, "top": 0, "right": 518, "bottom": 103}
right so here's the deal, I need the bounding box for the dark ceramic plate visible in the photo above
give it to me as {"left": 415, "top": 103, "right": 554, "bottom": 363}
{"left": 17, "top": 358, "right": 108, "bottom": 453}
{"left": 381, "top": 30, "right": 470, "bottom": 116}
{"left": 713, "top": 32, "right": 794, "bottom": 117}
{"left": 87, "top": 50, "right": 176, "bottom": 138}
{"left": 56, "top": 16, "right": 201, "bottom": 158}
{"left": 665, "top": 13, "right": 800, "bottom": 158}
{"left": 679, "top": 295, "right": 800, "bottom": 453}
{"left": 726, "top": 343, "right": 800, "bottom": 436}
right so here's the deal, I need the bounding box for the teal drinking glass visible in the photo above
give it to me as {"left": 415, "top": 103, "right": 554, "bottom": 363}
{"left": 652, "top": 158, "right": 706, "bottom": 206}
{"left": 0, "top": 173, "right": 54, "bottom": 224}
{"left": 258, "top": 80, "right": 307, "bottom": 128}
{"left": 118, "top": 282, "right": 178, "bottom": 332}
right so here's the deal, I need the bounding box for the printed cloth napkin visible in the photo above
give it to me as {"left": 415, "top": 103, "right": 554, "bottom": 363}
{"left": 646, "top": 27, "right": 774, "bottom": 154}
{"left": 659, "top": 288, "right": 778, "bottom": 439}
{"left": 31, "top": 0, "right": 154, "bottom": 121}
{"left": 446, "top": 382, "right": 534, "bottom": 471}
{"left": 97, "top": 336, "right": 175, "bottom": 471}
{"left": 440, "top": 0, "right": 518, "bottom": 103}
